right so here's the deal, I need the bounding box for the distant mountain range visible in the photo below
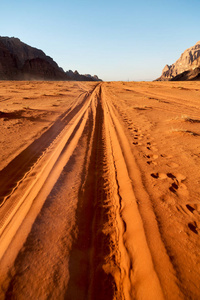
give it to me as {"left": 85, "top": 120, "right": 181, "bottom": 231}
{"left": 0, "top": 36, "right": 102, "bottom": 81}
{"left": 156, "top": 41, "right": 200, "bottom": 81}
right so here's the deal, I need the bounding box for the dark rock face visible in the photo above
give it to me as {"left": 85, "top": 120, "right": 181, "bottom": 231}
{"left": 0, "top": 37, "right": 59, "bottom": 69}
{"left": 0, "top": 36, "right": 70, "bottom": 80}
{"left": 170, "top": 67, "right": 200, "bottom": 81}
{"left": 0, "top": 40, "right": 19, "bottom": 79}
{"left": 0, "top": 36, "right": 102, "bottom": 81}
{"left": 66, "top": 70, "right": 102, "bottom": 81}
{"left": 156, "top": 41, "right": 200, "bottom": 81}
{"left": 22, "top": 58, "right": 69, "bottom": 80}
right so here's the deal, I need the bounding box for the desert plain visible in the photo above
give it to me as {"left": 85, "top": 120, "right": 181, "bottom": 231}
{"left": 0, "top": 80, "right": 200, "bottom": 299}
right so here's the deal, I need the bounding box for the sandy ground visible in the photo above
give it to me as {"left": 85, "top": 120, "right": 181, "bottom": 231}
{"left": 0, "top": 80, "right": 200, "bottom": 299}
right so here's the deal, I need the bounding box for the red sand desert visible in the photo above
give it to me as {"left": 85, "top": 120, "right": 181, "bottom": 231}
{"left": 0, "top": 81, "right": 200, "bottom": 299}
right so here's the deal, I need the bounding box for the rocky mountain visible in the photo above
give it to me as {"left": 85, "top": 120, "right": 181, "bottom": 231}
{"left": 0, "top": 36, "right": 68, "bottom": 80}
{"left": 0, "top": 36, "right": 101, "bottom": 81}
{"left": 22, "top": 57, "right": 69, "bottom": 80}
{"left": 66, "top": 70, "right": 101, "bottom": 81}
{"left": 156, "top": 41, "right": 200, "bottom": 81}
{"left": 170, "top": 67, "right": 200, "bottom": 81}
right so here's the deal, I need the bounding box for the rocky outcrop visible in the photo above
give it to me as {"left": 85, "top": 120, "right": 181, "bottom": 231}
{"left": 0, "top": 36, "right": 68, "bottom": 80}
{"left": 0, "top": 36, "right": 102, "bottom": 81}
{"left": 0, "top": 37, "right": 60, "bottom": 70}
{"left": 22, "top": 58, "right": 69, "bottom": 80}
{"left": 66, "top": 70, "right": 102, "bottom": 81}
{"left": 84, "top": 74, "right": 102, "bottom": 81}
{"left": 170, "top": 67, "right": 200, "bottom": 81}
{"left": 0, "top": 39, "right": 19, "bottom": 79}
{"left": 156, "top": 41, "right": 200, "bottom": 81}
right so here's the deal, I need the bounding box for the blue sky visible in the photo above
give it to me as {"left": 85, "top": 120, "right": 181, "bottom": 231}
{"left": 1, "top": 0, "right": 200, "bottom": 81}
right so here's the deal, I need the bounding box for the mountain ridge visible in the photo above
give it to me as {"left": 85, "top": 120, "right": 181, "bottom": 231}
{"left": 156, "top": 41, "right": 200, "bottom": 81}
{"left": 0, "top": 36, "right": 102, "bottom": 81}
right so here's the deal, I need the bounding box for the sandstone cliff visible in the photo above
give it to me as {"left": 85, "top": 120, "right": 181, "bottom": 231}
{"left": 157, "top": 41, "right": 200, "bottom": 81}
{"left": 0, "top": 37, "right": 68, "bottom": 80}
{"left": 22, "top": 58, "right": 69, "bottom": 80}
{"left": 66, "top": 70, "right": 102, "bottom": 81}
{"left": 0, "top": 36, "right": 101, "bottom": 81}
{"left": 170, "top": 67, "right": 200, "bottom": 81}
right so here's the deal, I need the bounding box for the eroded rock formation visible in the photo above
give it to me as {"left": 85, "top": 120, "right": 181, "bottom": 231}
{"left": 0, "top": 36, "right": 102, "bottom": 81}
{"left": 157, "top": 41, "right": 200, "bottom": 81}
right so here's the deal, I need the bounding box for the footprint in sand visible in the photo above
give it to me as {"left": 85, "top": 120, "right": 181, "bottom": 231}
{"left": 168, "top": 173, "right": 187, "bottom": 195}
{"left": 186, "top": 204, "right": 196, "bottom": 213}
{"left": 145, "top": 154, "right": 158, "bottom": 165}
{"left": 151, "top": 172, "right": 168, "bottom": 179}
{"left": 151, "top": 172, "right": 188, "bottom": 196}
{"left": 146, "top": 145, "right": 158, "bottom": 152}
{"left": 133, "top": 141, "right": 141, "bottom": 145}
{"left": 186, "top": 203, "right": 200, "bottom": 215}
{"left": 147, "top": 161, "right": 157, "bottom": 166}
{"left": 188, "top": 221, "right": 198, "bottom": 234}
{"left": 169, "top": 182, "right": 179, "bottom": 192}
{"left": 132, "top": 141, "right": 142, "bottom": 146}
{"left": 133, "top": 133, "right": 143, "bottom": 141}
{"left": 180, "top": 204, "right": 200, "bottom": 234}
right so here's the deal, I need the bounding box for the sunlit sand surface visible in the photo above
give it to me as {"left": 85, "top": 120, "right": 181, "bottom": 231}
{"left": 0, "top": 80, "right": 200, "bottom": 299}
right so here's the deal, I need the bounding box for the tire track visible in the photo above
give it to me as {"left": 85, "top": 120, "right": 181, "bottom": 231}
{"left": 102, "top": 88, "right": 165, "bottom": 299}
{"left": 0, "top": 84, "right": 97, "bottom": 205}
{"left": 65, "top": 85, "right": 166, "bottom": 299}
{"left": 65, "top": 86, "right": 126, "bottom": 300}
{"left": 0, "top": 84, "right": 100, "bottom": 262}
{"left": 102, "top": 85, "right": 183, "bottom": 299}
{"left": 0, "top": 82, "right": 184, "bottom": 299}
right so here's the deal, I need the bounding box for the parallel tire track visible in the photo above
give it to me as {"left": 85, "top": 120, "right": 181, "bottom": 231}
{"left": 65, "top": 86, "right": 165, "bottom": 299}
{"left": 102, "top": 86, "right": 183, "bottom": 300}
{"left": 0, "top": 85, "right": 97, "bottom": 205}
{"left": 102, "top": 88, "right": 165, "bottom": 299}
{"left": 0, "top": 83, "right": 183, "bottom": 299}
{"left": 0, "top": 84, "right": 100, "bottom": 261}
